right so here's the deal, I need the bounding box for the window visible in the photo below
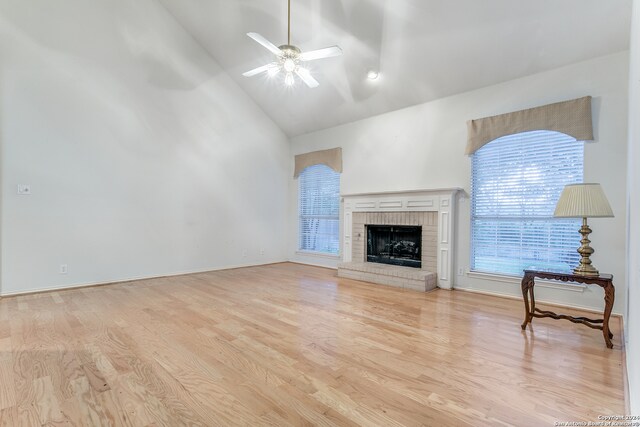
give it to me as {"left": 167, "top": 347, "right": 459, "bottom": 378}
{"left": 471, "top": 130, "right": 584, "bottom": 276}
{"left": 298, "top": 164, "right": 340, "bottom": 255}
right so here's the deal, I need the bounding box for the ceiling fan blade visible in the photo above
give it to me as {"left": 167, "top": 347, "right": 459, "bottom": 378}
{"left": 296, "top": 68, "right": 319, "bottom": 88}
{"left": 243, "top": 62, "right": 278, "bottom": 77}
{"left": 299, "top": 46, "right": 343, "bottom": 62}
{"left": 246, "top": 32, "right": 282, "bottom": 56}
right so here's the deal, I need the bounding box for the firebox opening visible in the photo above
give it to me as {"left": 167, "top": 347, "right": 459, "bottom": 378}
{"left": 366, "top": 225, "right": 422, "bottom": 269}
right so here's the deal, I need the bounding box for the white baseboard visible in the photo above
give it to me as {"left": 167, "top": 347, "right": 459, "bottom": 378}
{"left": 0, "top": 259, "right": 288, "bottom": 297}
{"left": 454, "top": 286, "right": 623, "bottom": 316}
{"left": 287, "top": 259, "right": 339, "bottom": 270}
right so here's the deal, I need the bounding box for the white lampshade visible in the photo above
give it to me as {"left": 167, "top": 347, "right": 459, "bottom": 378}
{"left": 554, "top": 183, "right": 614, "bottom": 218}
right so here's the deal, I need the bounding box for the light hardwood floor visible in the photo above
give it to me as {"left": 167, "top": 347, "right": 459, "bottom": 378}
{"left": 0, "top": 263, "right": 625, "bottom": 426}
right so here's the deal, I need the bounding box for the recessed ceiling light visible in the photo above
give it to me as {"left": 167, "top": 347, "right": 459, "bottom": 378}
{"left": 367, "top": 70, "right": 379, "bottom": 80}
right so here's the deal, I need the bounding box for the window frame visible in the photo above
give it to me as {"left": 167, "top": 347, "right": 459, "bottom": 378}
{"left": 297, "top": 164, "right": 341, "bottom": 257}
{"left": 470, "top": 130, "right": 584, "bottom": 277}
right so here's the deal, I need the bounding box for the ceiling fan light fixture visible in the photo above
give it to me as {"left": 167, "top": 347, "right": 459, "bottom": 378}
{"left": 367, "top": 70, "right": 380, "bottom": 80}
{"left": 283, "top": 58, "right": 297, "bottom": 73}
{"left": 285, "top": 72, "right": 295, "bottom": 86}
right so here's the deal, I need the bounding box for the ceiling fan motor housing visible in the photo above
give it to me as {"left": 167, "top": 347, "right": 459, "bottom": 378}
{"left": 278, "top": 45, "right": 301, "bottom": 59}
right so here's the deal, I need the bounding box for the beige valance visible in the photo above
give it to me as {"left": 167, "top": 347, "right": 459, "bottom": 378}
{"left": 465, "top": 96, "right": 594, "bottom": 155}
{"left": 294, "top": 147, "right": 342, "bottom": 178}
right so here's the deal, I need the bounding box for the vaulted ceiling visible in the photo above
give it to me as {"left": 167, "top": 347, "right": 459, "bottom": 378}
{"left": 159, "top": 0, "right": 632, "bottom": 137}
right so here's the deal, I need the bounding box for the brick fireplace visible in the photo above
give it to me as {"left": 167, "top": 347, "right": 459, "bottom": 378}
{"left": 338, "top": 188, "right": 460, "bottom": 291}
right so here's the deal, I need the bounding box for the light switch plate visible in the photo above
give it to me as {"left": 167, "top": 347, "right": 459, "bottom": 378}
{"left": 17, "top": 185, "right": 31, "bottom": 195}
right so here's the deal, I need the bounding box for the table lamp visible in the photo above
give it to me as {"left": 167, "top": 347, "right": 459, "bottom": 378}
{"left": 554, "top": 183, "right": 614, "bottom": 276}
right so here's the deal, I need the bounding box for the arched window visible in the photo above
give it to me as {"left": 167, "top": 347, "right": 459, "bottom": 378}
{"left": 471, "top": 130, "right": 583, "bottom": 275}
{"left": 298, "top": 164, "right": 340, "bottom": 254}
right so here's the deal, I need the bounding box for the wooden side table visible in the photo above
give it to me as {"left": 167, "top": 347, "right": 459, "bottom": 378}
{"left": 520, "top": 269, "right": 615, "bottom": 348}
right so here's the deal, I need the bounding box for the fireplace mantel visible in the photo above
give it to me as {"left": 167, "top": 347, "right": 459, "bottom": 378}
{"left": 341, "top": 188, "right": 462, "bottom": 198}
{"left": 342, "top": 188, "right": 461, "bottom": 289}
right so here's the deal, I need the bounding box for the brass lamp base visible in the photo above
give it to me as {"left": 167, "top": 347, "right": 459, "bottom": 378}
{"left": 573, "top": 217, "right": 599, "bottom": 277}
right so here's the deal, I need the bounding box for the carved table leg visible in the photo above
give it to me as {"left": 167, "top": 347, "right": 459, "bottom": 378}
{"left": 529, "top": 283, "right": 536, "bottom": 315}
{"left": 602, "top": 283, "right": 615, "bottom": 349}
{"left": 521, "top": 275, "right": 533, "bottom": 329}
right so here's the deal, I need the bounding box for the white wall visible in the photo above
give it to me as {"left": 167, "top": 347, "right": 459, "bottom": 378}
{"left": 0, "top": 0, "right": 290, "bottom": 295}
{"left": 290, "top": 52, "right": 629, "bottom": 314}
{"left": 626, "top": 0, "right": 640, "bottom": 414}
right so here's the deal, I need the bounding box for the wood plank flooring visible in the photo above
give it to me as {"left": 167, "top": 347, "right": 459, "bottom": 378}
{"left": 0, "top": 262, "right": 625, "bottom": 426}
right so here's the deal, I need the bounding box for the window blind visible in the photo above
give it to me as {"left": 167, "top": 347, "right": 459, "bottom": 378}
{"left": 299, "top": 164, "right": 340, "bottom": 254}
{"left": 471, "top": 130, "right": 584, "bottom": 276}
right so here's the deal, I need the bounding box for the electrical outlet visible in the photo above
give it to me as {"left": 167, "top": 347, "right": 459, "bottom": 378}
{"left": 59, "top": 264, "right": 68, "bottom": 274}
{"left": 260, "top": 248, "right": 265, "bottom": 256}
{"left": 457, "top": 267, "right": 465, "bottom": 276}
{"left": 18, "top": 185, "right": 31, "bottom": 195}
{"left": 242, "top": 250, "right": 247, "bottom": 258}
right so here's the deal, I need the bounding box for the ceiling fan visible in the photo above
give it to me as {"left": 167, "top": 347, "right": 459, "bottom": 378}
{"left": 242, "top": 0, "right": 342, "bottom": 88}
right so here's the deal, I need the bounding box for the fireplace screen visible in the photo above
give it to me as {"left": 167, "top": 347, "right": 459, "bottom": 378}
{"left": 366, "top": 225, "right": 422, "bottom": 268}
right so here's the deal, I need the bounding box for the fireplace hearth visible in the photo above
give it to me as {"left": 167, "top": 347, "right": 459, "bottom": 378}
{"left": 367, "top": 225, "right": 422, "bottom": 268}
